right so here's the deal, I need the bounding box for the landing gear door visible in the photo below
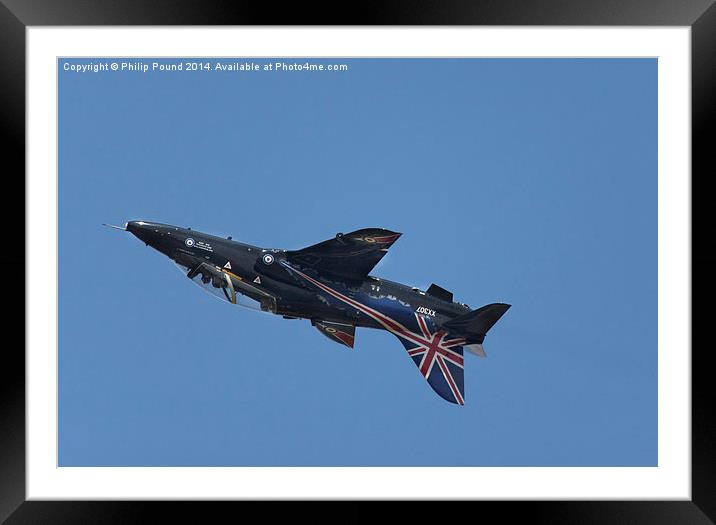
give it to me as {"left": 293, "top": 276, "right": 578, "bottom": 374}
{"left": 223, "top": 272, "right": 237, "bottom": 304}
{"left": 183, "top": 262, "right": 237, "bottom": 304}
{"left": 175, "top": 261, "right": 270, "bottom": 312}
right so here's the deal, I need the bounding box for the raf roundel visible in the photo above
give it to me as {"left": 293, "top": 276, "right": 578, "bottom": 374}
{"left": 185, "top": 237, "right": 195, "bottom": 247}
{"left": 262, "top": 253, "right": 274, "bottom": 265}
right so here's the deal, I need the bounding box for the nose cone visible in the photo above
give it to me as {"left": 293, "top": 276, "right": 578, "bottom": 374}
{"left": 126, "top": 220, "right": 165, "bottom": 248}
{"left": 126, "top": 220, "right": 150, "bottom": 241}
{"left": 126, "top": 220, "right": 179, "bottom": 257}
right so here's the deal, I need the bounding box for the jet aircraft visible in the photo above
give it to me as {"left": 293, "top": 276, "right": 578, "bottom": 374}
{"left": 106, "top": 221, "right": 510, "bottom": 405}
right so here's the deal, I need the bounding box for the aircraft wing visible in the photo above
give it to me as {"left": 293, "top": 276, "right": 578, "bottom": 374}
{"left": 285, "top": 228, "right": 401, "bottom": 280}
{"left": 393, "top": 314, "right": 467, "bottom": 405}
{"left": 312, "top": 320, "right": 355, "bottom": 348}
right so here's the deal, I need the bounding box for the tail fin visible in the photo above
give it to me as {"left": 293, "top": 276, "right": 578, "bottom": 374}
{"left": 442, "top": 303, "right": 511, "bottom": 343}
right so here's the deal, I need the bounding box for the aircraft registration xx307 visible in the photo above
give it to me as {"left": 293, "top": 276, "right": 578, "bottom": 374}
{"left": 107, "top": 221, "right": 511, "bottom": 405}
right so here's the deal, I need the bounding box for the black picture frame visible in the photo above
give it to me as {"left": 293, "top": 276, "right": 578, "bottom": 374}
{"left": 3, "top": 1, "right": 712, "bottom": 523}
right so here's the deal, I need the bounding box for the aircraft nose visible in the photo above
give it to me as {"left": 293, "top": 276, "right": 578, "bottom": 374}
{"left": 126, "top": 221, "right": 176, "bottom": 257}
{"left": 126, "top": 221, "right": 156, "bottom": 244}
{"left": 126, "top": 220, "right": 144, "bottom": 236}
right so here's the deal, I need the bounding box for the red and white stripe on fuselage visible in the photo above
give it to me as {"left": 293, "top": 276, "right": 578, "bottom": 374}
{"left": 283, "top": 262, "right": 466, "bottom": 404}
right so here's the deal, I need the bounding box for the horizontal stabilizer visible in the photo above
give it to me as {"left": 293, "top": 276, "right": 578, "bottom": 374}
{"left": 442, "top": 303, "right": 511, "bottom": 342}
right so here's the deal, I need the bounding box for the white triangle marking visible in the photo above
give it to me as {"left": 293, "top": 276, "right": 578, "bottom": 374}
{"left": 224, "top": 261, "right": 231, "bottom": 269}
{"left": 253, "top": 276, "right": 261, "bottom": 284}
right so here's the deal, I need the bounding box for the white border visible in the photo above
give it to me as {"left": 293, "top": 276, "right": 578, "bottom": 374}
{"left": 27, "top": 27, "right": 690, "bottom": 499}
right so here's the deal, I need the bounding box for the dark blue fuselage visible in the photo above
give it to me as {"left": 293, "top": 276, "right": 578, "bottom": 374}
{"left": 126, "top": 220, "right": 469, "bottom": 330}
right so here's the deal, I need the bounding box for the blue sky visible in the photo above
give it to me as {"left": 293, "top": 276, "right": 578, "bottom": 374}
{"left": 58, "top": 58, "right": 657, "bottom": 466}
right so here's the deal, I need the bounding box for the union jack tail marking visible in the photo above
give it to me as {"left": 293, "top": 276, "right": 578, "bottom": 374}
{"left": 400, "top": 313, "right": 466, "bottom": 405}
{"left": 282, "top": 260, "right": 467, "bottom": 405}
